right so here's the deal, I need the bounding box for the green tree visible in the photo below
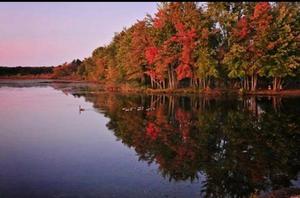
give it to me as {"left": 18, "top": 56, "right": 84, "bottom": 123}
{"left": 264, "top": 2, "right": 300, "bottom": 90}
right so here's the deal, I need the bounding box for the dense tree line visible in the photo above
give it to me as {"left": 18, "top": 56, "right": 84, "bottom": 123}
{"left": 0, "top": 66, "right": 53, "bottom": 76}
{"left": 53, "top": 2, "right": 300, "bottom": 91}
{"left": 52, "top": 59, "right": 82, "bottom": 79}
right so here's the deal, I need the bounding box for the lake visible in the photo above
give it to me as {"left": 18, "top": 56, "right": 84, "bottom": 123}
{"left": 0, "top": 80, "right": 299, "bottom": 198}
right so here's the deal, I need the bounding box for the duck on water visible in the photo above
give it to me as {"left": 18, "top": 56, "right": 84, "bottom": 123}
{"left": 79, "top": 105, "right": 85, "bottom": 112}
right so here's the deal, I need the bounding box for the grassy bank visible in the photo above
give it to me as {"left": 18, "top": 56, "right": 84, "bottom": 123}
{"left": 1, "top": 77, "right": 300, "bottom": 96}
{"left": 104, "top": 83, "right": 300, "bottom": 96}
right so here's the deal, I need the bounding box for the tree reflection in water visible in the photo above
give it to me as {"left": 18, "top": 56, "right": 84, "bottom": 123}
{"left": 62, "top": 86, "right": 300, "bottom": 197}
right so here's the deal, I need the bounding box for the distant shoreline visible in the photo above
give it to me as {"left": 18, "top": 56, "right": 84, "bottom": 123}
{"left": 1, "top": 78, "right": 300, "bottom": 96}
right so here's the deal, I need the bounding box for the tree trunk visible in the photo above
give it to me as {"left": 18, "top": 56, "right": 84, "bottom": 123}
{"left": 168, "top": 68, "right": 171, "bottom": 89}
{"left": 168, "top": 66, "right": 176, "bottom": 89}
{"left": 273, "top": 77, "right": 281, "bottom": 91}
{"left": 240, "top": 79, "right": 243, "bottom": 89}
{"left": 207, "top": 77, "right": 211, "bottom": 89}
{"left": 150, "top": 77, "right": 154, "bottom": 88}
{"left": 172, "top": 70, "right": 177, "bottom": 89}
{"left": 251, "top": 74, "right": 257, "bottom": 91}
{"left": 243, "top": 77, "right": 248, "bottom": 90}
{"left": 198, "top": 78, "right": 202, "bottom": 89}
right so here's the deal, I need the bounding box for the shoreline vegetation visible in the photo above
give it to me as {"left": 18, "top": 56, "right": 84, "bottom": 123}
{"left": 1, "top": 78, "right": 300, "bottom": 96}
{"left": 1, "top": 2, "right": 299, "bottom": 95}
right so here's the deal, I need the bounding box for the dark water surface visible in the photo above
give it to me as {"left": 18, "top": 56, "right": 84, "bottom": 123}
{"left": 0, "top": 80, "right": 299, "bottom": 198}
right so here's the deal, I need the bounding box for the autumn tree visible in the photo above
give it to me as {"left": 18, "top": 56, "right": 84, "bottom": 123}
{"left": 264, "top": 2, "right": 300, "bottom": 90}
{"left": 51, "top": 2, "right": 300, "bottom": 92}
{"left": 128, "top": 20, "right": 154, "bottom": 85}
{"left": 224, "top": 2, "right": 273, "bottom": 91}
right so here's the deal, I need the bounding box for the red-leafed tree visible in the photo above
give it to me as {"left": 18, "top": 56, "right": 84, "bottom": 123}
{"left": 224, "top": 2, "right": 273, "bottom": 91}
{"left": 128, "top": 20, "right": 154, "bottom": 84}
{"left": 233, "top": 16, "right": 249, "bottom": 41}
{"left": 52, "top": 2, "right": 300, "bottom": 92}
{"left": 172, "top": 23, "right": 197, "bottom": 81}
{"left": 145, "top": 47, "right": 158, "bottom": 65}
{"left": 248, "top": 2, "right": 273, "bottom": 91}
{"left": 145, "top": 45, "right": 168, "bottom": 89}
{"left": 146, "top": 2, "right": 201, "bottom": 89}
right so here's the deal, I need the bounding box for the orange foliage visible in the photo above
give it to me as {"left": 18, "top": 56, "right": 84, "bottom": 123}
{"left": 145, "top": 47, "right": 158, "bottom": 65}
{"left": 172, "top": 22, "right": 197, "bottom": 80}
{"left": 233, "top": 16, "right": 249, "bottom": 40}
{"left": 251, "top": 2, "right": 272, "bottom": 32}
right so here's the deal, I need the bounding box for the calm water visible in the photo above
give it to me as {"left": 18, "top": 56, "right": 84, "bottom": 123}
{"left": 0, "top": 80, "right": 299, "bottom": 198}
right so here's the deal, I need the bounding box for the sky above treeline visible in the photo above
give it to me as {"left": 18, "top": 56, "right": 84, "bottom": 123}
{"left": 0, "top": 2, "right": 158, "bottom": 67}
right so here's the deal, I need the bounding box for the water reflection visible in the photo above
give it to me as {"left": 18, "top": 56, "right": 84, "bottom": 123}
{"left": 0, "top": 81, "right": 299, "bottom": 197}
{"left": 67, "top": 90, "right": 300, "bottom": 197}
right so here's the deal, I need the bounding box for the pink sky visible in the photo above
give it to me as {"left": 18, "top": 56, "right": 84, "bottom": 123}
{"left": 0, "top": 2, "right": 158, "bottom": 66}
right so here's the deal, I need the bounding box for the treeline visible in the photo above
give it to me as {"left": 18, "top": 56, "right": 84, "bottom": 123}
{"left": 0, "top": 66, "right": 54, "bottom": 76}
{"left": 53, "top": 2, "right": 300, "bottom": 91}
{"left": 52, "top": 59, "right": 82, "bottom": 79}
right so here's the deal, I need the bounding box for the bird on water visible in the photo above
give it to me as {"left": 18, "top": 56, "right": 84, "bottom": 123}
{"left": 79, "top": 105, "right": 85, "bottom": 112}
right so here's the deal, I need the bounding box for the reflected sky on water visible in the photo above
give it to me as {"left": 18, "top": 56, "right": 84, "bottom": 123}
{"left": 0, "top": 81, "right": 299, "bottom": 198}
